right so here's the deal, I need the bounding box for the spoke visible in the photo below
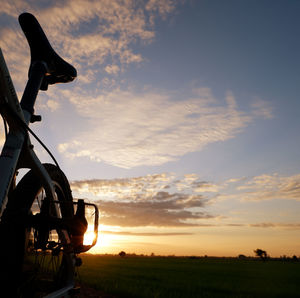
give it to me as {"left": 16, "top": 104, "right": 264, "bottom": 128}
{"left": 24, "top": 186, "right": 67, "bottom": 291}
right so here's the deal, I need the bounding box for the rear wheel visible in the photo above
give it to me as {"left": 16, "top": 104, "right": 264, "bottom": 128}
{"left": 0, "top": 164, "right": 75, "bottom": 297}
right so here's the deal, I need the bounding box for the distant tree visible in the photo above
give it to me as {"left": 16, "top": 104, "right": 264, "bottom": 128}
{"left": 254, "top": 249, "right": 268, "bottom": 261}
{"left": 189, "top": 256, "right": 199, "bottom": 260}
{"left": 292, "top": 255, "right": 298, "bottom": 262}
{"left": 119, "top": 251, "right": 126, "bottom": 257}
{"left": 238, "top": 254, "right": 247, "bottom": 260}
{"left": 151, "top": 252, "right": 155, "bottom": 257}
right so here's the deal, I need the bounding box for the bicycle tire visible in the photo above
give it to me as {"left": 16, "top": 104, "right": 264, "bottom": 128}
{"left": 0, "top": 163, "right": 75, "bottom": 297}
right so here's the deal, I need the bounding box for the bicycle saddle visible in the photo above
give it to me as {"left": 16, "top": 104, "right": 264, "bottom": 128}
{"left": 19, "top": 13, "right": 77, "bottom": 89}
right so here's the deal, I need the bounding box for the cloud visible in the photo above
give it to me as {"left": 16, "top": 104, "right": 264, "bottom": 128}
{"left": 146, "top": 0, "right": 176, "bottom": 16}
{"left": 225, "top": 177, "right": 247, "bottom": 184}
{"left": 102, "top": 222, "right": 300, "bottom": 230}
{"left": 146, "top": 0, "right": 177, "bottom": 24}
{"left": 70, "top": 171, "right": 300, "bottom": 228}
{"left": 215, "top": 173, "right": 300, "bottom": 202}
{"left": 101, "top": 222, "right": 300, "bottom": 230}
{"left": 0, "top": 1, "right": 273, "bottom": 169}
{"left": 46, "top": 99, "right": 60, "bottom": 111}
{"left": 249, "top": 222, "right": 300, "bottom": 230}
{"left": 97, "top": 193, "right": 211, "bottom": 227}
{"left": 105, "top": 64, "right": 120, "bottom": 75}
{"left": 59, "top": 88, "right": 254, "bottom": 168}
{"left": 71, "top": 172, "right": 175, "bottom": 200}
{"left": 71, "top": 172, "right": 219, "bottom": 227}
{"left": 71, "top": 172, "right": 220, "bottom": 200}
{"left": 0, "top": 0, "right": 176, "bottom": 90}
{"left": 102, "top": 230, "right": 194, "bottom": 236}
{"left": 176, "top": 174, "right": 220, "bottom": 193}
{"left": 251, "top": 98, "right": 273, "bottom": 119}
{"left": 70, "top": 170, "right": 300, "bottom": 228}
{"left": 236, "top": 173, "right": 300, "bottom": 201}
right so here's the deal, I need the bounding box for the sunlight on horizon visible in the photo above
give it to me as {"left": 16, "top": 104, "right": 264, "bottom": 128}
{"left": 83, "top": 224, "right": 300, "bottom": 258}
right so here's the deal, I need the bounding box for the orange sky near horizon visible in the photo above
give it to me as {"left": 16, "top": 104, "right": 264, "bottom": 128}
{"left": 83, "top": 224, "right": 300, "bottom": 258}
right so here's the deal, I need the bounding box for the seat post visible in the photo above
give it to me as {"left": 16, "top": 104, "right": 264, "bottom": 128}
{"left": 20, "top": 61, "right": 47, "bottom": 124}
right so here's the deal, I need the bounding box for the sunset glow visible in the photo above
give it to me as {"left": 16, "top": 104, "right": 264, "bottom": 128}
{"left": 1, "top": 1, "right": 300, "bottom": 257}
{"left": 83, "top": 230, "right": 97, "bottom": 246}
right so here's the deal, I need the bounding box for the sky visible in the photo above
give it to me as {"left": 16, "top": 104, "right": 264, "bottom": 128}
{"left": 1, "top": 0, "right": 300, "bottom": 257}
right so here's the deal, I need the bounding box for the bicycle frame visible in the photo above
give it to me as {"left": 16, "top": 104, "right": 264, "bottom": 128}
{"left": 0, "top": 50, "right": 75, "bottom": 297}
{"left": 0, "top": 49, "right": 57, "bottom": 218}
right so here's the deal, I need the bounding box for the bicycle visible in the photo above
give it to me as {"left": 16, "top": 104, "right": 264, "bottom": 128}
{"left": 0, "top": 12, "right": 99, "bottom": 297}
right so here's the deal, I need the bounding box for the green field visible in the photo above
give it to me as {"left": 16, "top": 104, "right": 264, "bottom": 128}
{"left": 77, "top": 255, "right": 300, "bottom": 298}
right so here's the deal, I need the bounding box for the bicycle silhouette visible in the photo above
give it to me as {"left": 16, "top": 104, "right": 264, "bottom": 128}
{"left": 0, "top": 13, "right": 99, "bottom": 297}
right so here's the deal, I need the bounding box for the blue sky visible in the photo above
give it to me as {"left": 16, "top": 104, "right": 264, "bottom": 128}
{"left": 1, "top": 0, "right": 300, "bottom": 256}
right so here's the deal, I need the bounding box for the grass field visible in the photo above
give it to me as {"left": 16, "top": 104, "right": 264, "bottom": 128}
{"left": 76, "top": 255, "right": 300, "bottom": 297}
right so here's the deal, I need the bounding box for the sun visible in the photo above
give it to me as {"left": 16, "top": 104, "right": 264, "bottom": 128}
{"left": 82, "top": 224, "right": 127, "bottom": 254}
{"left": 83, "top": 230, "right": 97, "bottom": 245}
{"left": 83, "top": 224, "right": 115, "bottom": 249}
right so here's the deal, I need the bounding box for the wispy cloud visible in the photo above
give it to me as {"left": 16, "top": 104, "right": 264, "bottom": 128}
{"left": 0, "top": 0, "right": 177, "bottom": 89}
{"left": 102, "top": 230, "right": 194, "bottom": 236}
{"left": 176, "top": 174, "right": 220, "bottom": 193}
{"left": 250, "top": 98, "right": 273, "bottom": 119}
{"left": 102, "top": 222, "right": 300, "bottom": 231}
{"left": 71, "top": 172, "right": 220, "bottom": 202}
{"left": 71, "top": 172, "right": 174, "bottom": 199}
{"left": 101, "top": 221, "right": 300, "bottom": 239}
{"left": 0, "top": 1, "right": 273, "bottom": 169}
{"left": 249, "top": 222, "right": 300, "bottom": 230}
{"left": 58, "top": 88, "right": 260, "bottom": 168}
{"left": 105, "top": 65, "right": 120, "bottom": 75}
{"left": 235, "top": 173, "right": 300, "bottom": 201}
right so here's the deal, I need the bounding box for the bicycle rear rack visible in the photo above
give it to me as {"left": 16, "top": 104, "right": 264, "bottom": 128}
{"left": 29, "top": 199, "right": 99, "bottom": 254}
{"left": 72, "top": 199, "right": 99, "bottom": 253}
